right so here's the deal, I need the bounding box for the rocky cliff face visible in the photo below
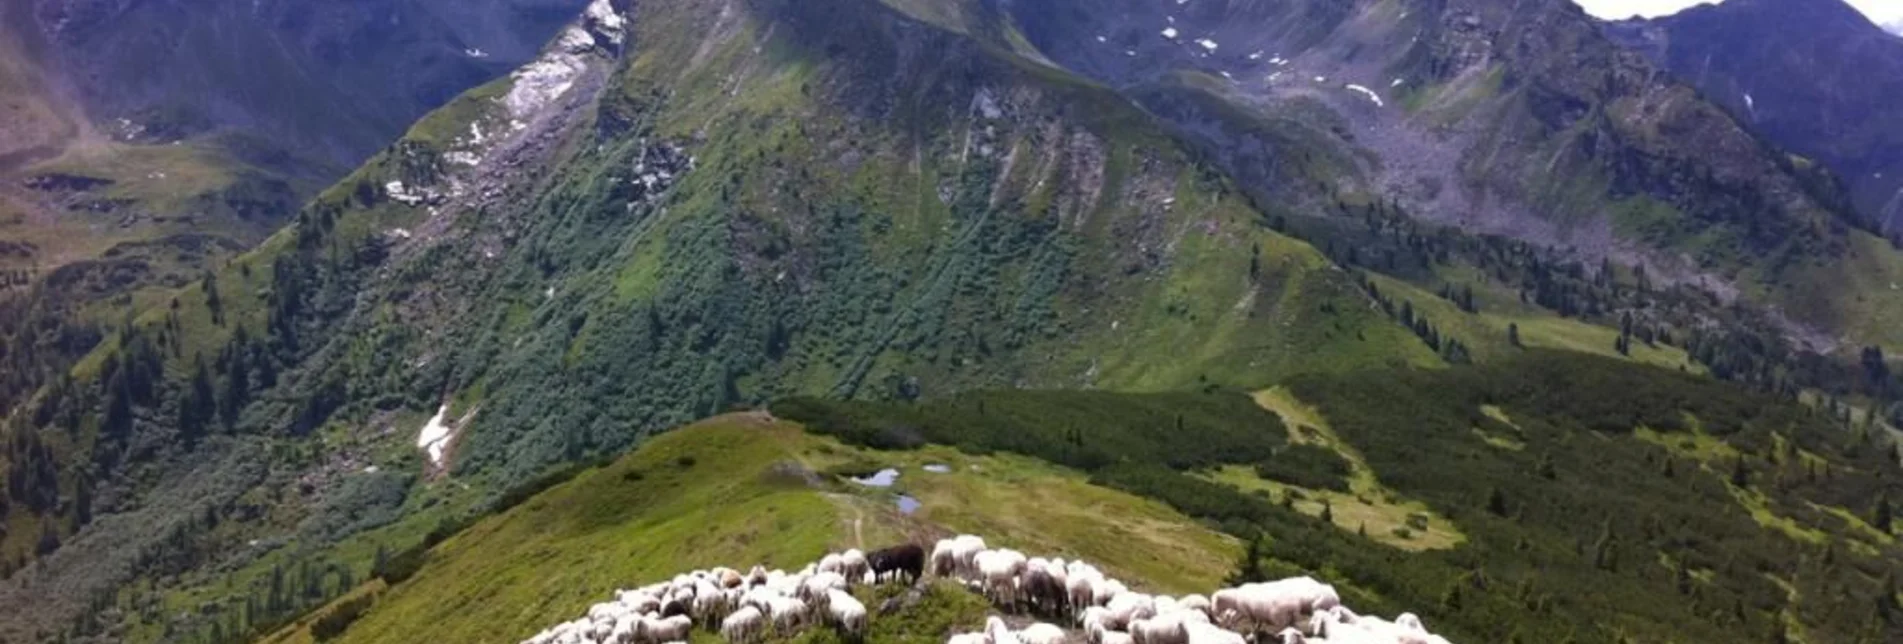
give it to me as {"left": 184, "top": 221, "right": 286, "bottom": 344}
{"left": 15, "top": 0, "right": 586, "bottom": 169}
{"left": 1604, "top": 0, "right": 1903, "bottom": 233}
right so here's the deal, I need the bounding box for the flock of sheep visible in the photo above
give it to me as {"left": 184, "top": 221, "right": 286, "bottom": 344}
{"left": 520, "top": 534, "right": 1452, "bottom": 644}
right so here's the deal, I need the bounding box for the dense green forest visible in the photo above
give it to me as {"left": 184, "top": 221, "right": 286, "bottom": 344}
{"left": 776, "top": 352, "right": 1903, "bottom": 643}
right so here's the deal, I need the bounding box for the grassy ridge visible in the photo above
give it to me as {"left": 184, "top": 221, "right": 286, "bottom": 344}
{"left": 264, "top": 414, "right": 1239, "bottom": 643}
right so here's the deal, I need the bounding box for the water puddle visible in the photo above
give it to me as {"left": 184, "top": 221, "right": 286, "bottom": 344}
{"left": 851, "top": 468, "right": 900, "bottom": 487}
{"left": 897, "top": 495, "right": 921, "bottom": 515}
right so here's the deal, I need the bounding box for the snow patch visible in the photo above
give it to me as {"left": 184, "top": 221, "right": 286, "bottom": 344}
{"left": 1195, "top": 38, "right": 1219, "bottom": 52}
{"left": 445, "top": 150, "right": 482, "bottom": 166}
{"left": 1345, "top": 84, "right": 1385, "bottom": 107}
{"left": 502, "top": 27, "right": 595, "bottom": 118}
{"left": 465, "top": 48, "right": 489, "bottom": 58}
{"left": 1743, "top": 93, "right": 1755, "bottom": 111}
{"left": 417, "top": 405, "right": 455, "bottom": 468}
{"left": 1161, "top": 27, "right": 1179, "bottom": 39}
{"left": 584, "top": 0, "right": 626, "bottom": 45}
{"left": 1096, "top": 35, "right": 1108, "bottom": 43}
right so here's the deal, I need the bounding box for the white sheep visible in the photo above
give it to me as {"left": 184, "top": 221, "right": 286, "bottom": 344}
{"left": 1396, "top": 612, "right": 1425, "bottom": 632}
{"left": 721, "top": 606, "right": 764, "bottom": 643}
{"left": 841, "top": 548, "right": 871, "bottom": 584}
{"left": 1080, "top": 606, "right": 1110, "bottom": 632}
{"left": 985, "top": 616, "right": 1022, "bottom": 644}
{"left": 1093, "top": 578, "right": 1128, "bottom": 607}
{"left": 933, "top": 535, "right": 988, "bottom": 580}
{"left": 1176, "top": 594, "right": 1212, "bottom": 622}
{"left": 819, "top": 553, "right": 845, "bottom": 575}
{"left": 1098, "top": 631, "right": 1135, "bottom": 644}
{"left": 1128, "top": 615, "right": 1188, "bottom": 644}
{"left": 1017, "top": 622, "right": 1067, "bottom": 644}
{"left": 826, "top": 588, "right": 868, "bottom": 635}
{"left": 947, "top": 633, "right": 989, "bottom": 644}
{"left": 645, "top": 615, "right": 693, "bottom": 643}
{"left": 767, "top": 596, "right": 809, "bottom": 633}
{"left": 1104, "top": 592, "right": 1156, "bottom": 630}
{"left": 975, "top": 549, "right": 1027, "bottom": 607}
{"left": 1183, "top": 621, "right": 1245, "bottom": 644}
{"left": 1068, "top": 569, "right": 1103, "bottom": 615}
{"left": 801, "top": 571, "right": 849, "bottom": 605}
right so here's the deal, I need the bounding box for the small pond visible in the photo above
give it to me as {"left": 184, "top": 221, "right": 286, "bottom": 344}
{"left": 851, "top": 468, "right": 900, "bottom": 487}
{"left": 897, "top": 495, "right": 921, "bottom": 515}
{"left": 922, "top": 464, "right": 951, "bottom": 473}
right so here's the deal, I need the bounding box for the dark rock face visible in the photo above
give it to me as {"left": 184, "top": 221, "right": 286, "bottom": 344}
{"left": 1604, "top": 0, "right": 1903, "bottom": 232}
{"left": 19, "top": 0, "right": 588, "bottom": 171}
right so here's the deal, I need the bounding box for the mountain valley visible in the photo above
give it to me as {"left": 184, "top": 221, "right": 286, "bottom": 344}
{"left": 2, "top": 1, "right": 1902, "bottom": 643}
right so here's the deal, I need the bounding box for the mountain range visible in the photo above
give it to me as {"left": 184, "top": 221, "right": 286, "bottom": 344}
{"left": 1, "top": 0, "right": 1902, "bottom": 642}
{"left": 1605, "top": 0, "right": 1903, "bottom": 233}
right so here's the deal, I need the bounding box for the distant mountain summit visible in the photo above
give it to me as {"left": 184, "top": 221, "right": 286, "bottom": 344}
{"left": 1604, "top": 0, "right": 1903, "bottom": 233}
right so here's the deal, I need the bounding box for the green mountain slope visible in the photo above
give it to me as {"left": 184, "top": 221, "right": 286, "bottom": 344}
{"left": 264, "top": 352, "right": 1903, "bottom": 644}
{"left": 778, "top": 353, "right": 1903, "bottom": 643}
{"left": 6, "top": 0, "right": 1903, "bottom": 641}
{"left": 0, "top": 0, "right": 1433, "bottom": 638}
{"left": 1004, "top": 0, "right": 1903, "bottom": 352}
{"left": 261, "top": 415, "right": 1238, "bottom": 644}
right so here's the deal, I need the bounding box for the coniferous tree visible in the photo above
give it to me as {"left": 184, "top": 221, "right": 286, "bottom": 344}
{"left": 1873, "top": 493, "right": 1894, "bottom": 535}
{"left": 1224, "top": 534, "right": 1268, "bottom": 586}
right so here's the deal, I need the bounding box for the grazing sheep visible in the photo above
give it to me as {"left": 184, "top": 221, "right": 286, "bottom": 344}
{"left": 976, "top": 550, "right": 1028, "bottom": 607}
{"left": 767, "top": 596, "right": 809, "bottom": 633}
{"left": 747, "top": 565, "right": 770, "bottom": 588}
{"left": 1128, "top": 615, "right": 1189, "bottom": 644}
{"left": 721, "top": 606, "right": 764, "bottom": 644}
{"left": 1177, "top": 595, "right": 1211, "bottom": 620}
{"left": 718, "top": 568, "right": 744, "bottom": 589}
{"left": 868, "top": 543, "right": 927, "bottom": 584}
{"left": 1021, "top": 559, "right": 1069, "bottom": 615}
{"left": 1104, "top": 592, "right": 1156, "bottom": 630}
{"left": 1098, "top": 631, "right": 1135, "bottom": 644}
{"left": 985, "top": 616, "right": 1022, "bottom": 644}
{"left": 801, "top": 571, "right": 849, "bottom": 605}
{"left": 1272, "top": 627, "right": 1305, "bottom": 644}
{"left": 1068, "top": 570, "right": 1102, "bottom": 615}
{"left": 1183, "top": 621, "right": 1245, "bottom": 644}
{"left": 1396, "top": 612, "right": 1425, "bottom": 632}
{"left": 1093, "top": 578, "right": 1128, "bottom": 607}
{"left": 826, "top": 589, "right": 868, "bottom": 636}
{"left": 659, "top": 596, "right": 691, "bottom": 619}
{"left": 841, "top": 549, "right": 871, "bottom": 584}
{"left": 1017, "top": 622, "right": 1067, "bottom": 644}
{"left": 692, "top": 583, "right": 730, "bottom": 623}
{"left": 644, "top": 615, "right": 693, "bottom": 643}
{"left": 1080, "top": 606, "right": 1110, "bottom": 632}
{"left": 933, "top": 535, "right": 988, "bottom": 580}
{"left": 947, "top": 633, "right": 989, "bottom": 644}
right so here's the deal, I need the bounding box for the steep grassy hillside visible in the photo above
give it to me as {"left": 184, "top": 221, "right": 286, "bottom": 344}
{"left": 0, "top": 0, "right": 1429, "bottom": 638}
{"left": 259, "top": 414, "right": 1238, "bottom": 643}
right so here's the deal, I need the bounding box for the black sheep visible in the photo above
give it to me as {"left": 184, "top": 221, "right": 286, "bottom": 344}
{"left": 866, "top": 543, "right": 926, "bottom": 584}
